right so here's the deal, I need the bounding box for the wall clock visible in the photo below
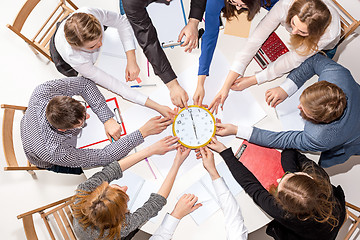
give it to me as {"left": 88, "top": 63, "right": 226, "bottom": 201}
{"left": 172, "top": 105, "right": 216, "bottom": 149}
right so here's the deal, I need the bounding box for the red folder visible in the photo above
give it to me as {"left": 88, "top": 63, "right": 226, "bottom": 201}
{"left": 235, "top": 140, "right": 284, "bottom": 191}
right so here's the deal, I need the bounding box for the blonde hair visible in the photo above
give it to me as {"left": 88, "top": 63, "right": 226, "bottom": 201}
{"left": 270, "top": 162, "right": 339, "bottom": 229}
{"left": 72, "top": 182, "right": 129, "bottom": 239}
{"left": 64, "top": 12, "right": 102, "bottom": 47}
{"left": 286, "top": 0, "right": 331, "bottom": 55}
{"left": 300, "top": 81, "right": 347, "bottom": 124}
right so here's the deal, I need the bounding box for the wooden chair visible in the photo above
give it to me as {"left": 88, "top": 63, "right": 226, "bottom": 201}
{"left": 331, "top": 0, "right": 360, "bottom": 44}
{"left": 344, "top": 202, "right": 360, "bottom": 240}
{"left": 6, "top": 0, "right": 78, "bottom": 62}
{"left": 17, "top": 196, "right": 77, "bottom": 240}
{"left": 1, "top": 104, "right": 42, "bottom": 176}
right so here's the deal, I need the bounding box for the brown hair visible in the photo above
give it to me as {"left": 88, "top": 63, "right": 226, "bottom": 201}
{"left": 46, "top": 96, "right": 86, "bottom": 129}
{"left": 64, "top": 12, "right": 102, "bottom": 47}
{"left": 286, "top": 0, "right": 331, "bottom": 55}
{"left": 223, "top": 0, "right": 272, "bottom": 21}
{"left": 72, "top": 182, "right": 129, "bottom": 239}
{"left": 270, "top": 164, "right": 339, "bottom": 228}
{"left": 300, "top": 81, "right": 347, "bottom": 124}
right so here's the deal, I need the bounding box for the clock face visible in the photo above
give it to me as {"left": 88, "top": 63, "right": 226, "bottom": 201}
{"left": 173, "top": 105, "right": 216, "bottom": 149}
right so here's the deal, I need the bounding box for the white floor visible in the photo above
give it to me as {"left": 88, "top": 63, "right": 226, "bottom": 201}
{"left": 1, "top": 0, "right": 360, "bottom": 239}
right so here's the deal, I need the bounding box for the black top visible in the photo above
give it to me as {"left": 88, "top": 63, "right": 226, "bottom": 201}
{"left": 122, "top": 0, "right": 206, "bottom": 84}
{"left": 221, "top": 148, "right": 346, "bottom": 240}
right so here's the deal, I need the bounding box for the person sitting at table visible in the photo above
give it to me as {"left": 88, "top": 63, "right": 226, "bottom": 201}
{"left": 214, "top": 54, "right": 360, "bottom": 168}
{"left": 193, "top": 0, "right": 278, "bottom": 106}
{"left": 50, "top": 7, "right": 175, "bottom": 118}
{"left": 122, "top": 0, "right": 207, "bottom": 108}
{"left": 209, "top": 0, "right": 341, "bottom": 113}
{"left": 72, "top": 137, "right": 189, "bottom": 239}
{"left": 20, "top": 76, "right": 172, "bottom": 175}
{"left": 150, "top": 147, "right": 248, "bottom": 240}
{"left": 206, "top": 137, "right": 346, "bottom": 240}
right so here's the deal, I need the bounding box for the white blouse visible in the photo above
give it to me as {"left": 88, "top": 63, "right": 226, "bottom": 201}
{"left": 230, "top": 0, "right": 341, "bottom": 84}
{"left": 55, "top": 7, "right": 148, "bottom": 105}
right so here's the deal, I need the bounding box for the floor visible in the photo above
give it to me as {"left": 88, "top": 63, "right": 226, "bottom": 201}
{"left": 1, "top": 0, "right": 360, "bottom": 239}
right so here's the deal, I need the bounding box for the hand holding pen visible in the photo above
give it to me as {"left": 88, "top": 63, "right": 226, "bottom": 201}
{"left": 110, "top": 108, "right": 123, "bottom": 142}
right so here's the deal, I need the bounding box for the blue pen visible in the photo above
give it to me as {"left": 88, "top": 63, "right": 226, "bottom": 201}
{"left": 130, "top": 84, "right": 157, "bottom": 88}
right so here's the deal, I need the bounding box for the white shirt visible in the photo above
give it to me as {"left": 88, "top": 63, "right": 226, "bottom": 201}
{"left": 230, "top": 0, "right": 341, "bottom": 84}
{"left": 150, "top": 177, "right": 248, "bottom": 240}
{"left": 54, "top": 7, "right": 148, "bottom": 105}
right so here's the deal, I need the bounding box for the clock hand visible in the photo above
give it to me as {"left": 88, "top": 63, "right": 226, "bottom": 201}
{"left": 189, "top": 110, "right": 198, "bottom": 140}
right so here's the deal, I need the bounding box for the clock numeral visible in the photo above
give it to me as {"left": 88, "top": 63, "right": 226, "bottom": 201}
{"left": 181, "top": 113, "right": 184, "bottom": 117}
{"left": 210, "top": 129, "right": 213, "bottom": 132}
{"left": 176, "top": 130, "right": 179, "bottom": 133}
{"left": 205, "top": 113, "right": 208, "bottom": 116}
{"left": 197, "top": 141, "right": 201, "bottom": 144}
{"left": 177, "top": 120, "right": 181, "bottom": 124}
{"left": 188, "top": 109, "right": 192, "bottom": 112}
{"left": 198, "top": 109, "right": 201, "bottom": 112}
{"left": 210, "top": 120, "right": 213, "bottom": 124}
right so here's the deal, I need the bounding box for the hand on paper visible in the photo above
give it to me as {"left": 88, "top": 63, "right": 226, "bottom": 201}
{"left": 150, "top": 136, "right": 180, "bottom": 155}
{"left": 171, "top": 194, "right": 202, "bottom": 219}
{"left": 174, "top": 145, "right": 191, "bottom": 167}
{"left": 230, "top": 75, "right": 257, "bottom": 91}
{"left": 167, "top": 80, "right": 189, "bottom": 108}
{"left": 139, "top": 116, "right": 172, "bottom": 138}
{"left": 207, "top": 137, "right": 227, "bottom": 153}
{"left": 178, "top": 18, "right": 199, "bottom": 53}
{"left": 215, "top": 122, "right": 238, "bottom": 137}
{"left": 209, "top": 88, "right": 229, "bottom": 114}
{"left": 104, "top": 118, "right": 122, "bottom": 141}
{"left": 265, "top": 86, "right": 288, "bottom": 107}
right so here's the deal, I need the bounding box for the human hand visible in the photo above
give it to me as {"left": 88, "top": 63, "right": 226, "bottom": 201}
{"left": 230, "top": 75, "right": 257, "bottom": 91}
{"left": 139, "top": 116, "right": 172, "bottom": 138}
{"left": 265, "top": 86, "right": 288, "bottom": 108}
{"left": 149, "top": 136, "right": 180, "bottom": 156}
{"left": 167, "top": 80, "right": 189, "bottom": 108}
{"left": 104, "top": 118, "right": 122, "bottom": 141}
{"left": 215, "top": 122, "right": 237, "bottom": 137}
{"left": 178, "top": 18, "right": 199, "bottom": 53}
{"left": 125, "top": 50, "right": 140, "bottom": 82}
{"left": 171, "top": 194, "right": 202, "bottom": 219}
{"left": 193, "top": 84, "right": 205, "bottom": 106}
{"left": 209, "top": 88, "right": 229, "bottom": 114}
{"left": 173, "top": 145, "right": 191, "bottom": 167}
{"left": 207, "top": 137, "right": 227, "bottom": 153}
{"left": 158, "top": 105, "right": 177, "bottom": 120}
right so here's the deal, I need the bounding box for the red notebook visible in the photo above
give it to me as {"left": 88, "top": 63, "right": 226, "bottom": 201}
{"left": 253, "top": 32, "right": 289, "bottom": 70}
{"left": 235, "top": 140, "right": 284, "bottom": 190}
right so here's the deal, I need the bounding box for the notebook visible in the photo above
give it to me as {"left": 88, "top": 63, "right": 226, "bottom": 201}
{"left": 235, "top": 140, "right": 284, "bottom": 191}
{"left": 76, "top": 97, "right": 126, "bottom": 149}
{"left": 253, "top": 32, "right": 289, "bottom": 69}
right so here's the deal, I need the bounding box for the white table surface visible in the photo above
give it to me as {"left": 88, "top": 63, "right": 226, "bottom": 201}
{"left": 83, "top": 8, "right": 292, "bottom": 239}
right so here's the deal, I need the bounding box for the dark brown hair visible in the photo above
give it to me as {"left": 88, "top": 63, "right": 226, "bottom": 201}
{"left": 286, "top": 0, "right": 331, "bottom": 55}
{"left": 64, "top": 12, "right": 102, "bottom": 47}
{"left": 223, "top": 0, "right": 272, "bottom": 21}
{"left": 300, "top": 81, "right": 347, "bottom": 124}
{"left": 46, "top": 96, "right": 86, "bottom": 129}
{"left": 72, "top": 182, "right": 129, "bottom": 239}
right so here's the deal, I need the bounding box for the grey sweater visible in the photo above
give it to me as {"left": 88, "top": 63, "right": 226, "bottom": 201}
{"left": 73, "top": 161, "right": 167, "bottom": 239}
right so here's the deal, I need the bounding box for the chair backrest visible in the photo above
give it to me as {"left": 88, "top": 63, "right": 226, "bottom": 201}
{"left": 330, "top": 0, "right": 360, "bottom": 44}
{"left": 6, "top": 0, "right": 78, "bottom": 62}
{"left": 1, "top": 104, "right": 41, "bottom": 175}
{"left": 17, "top": 196, "right": 77, "bottom": 240}
{"left": 344, "top": 201, "right": 360, "bottom": 240}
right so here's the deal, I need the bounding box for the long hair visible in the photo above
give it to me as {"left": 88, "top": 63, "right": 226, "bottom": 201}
{"left": 300, "top": 81, "right": 347, "bottom": 124}
{"left": 46, "top": 96, "right": 86, "bottom": 129}
{"left": 223, "top": 0, "right": 272, "bottom": 21}
{"left": 271, "top": 162, "right": 339, "bottom": 229}
{"left": 64, "top": 12, "right": 102, "bottom": 47}
{"left": 286, "top": 0, "right": 331, "bottom": 55}
{"left": 72, "top": 182, "right": 129, "bottom": 239}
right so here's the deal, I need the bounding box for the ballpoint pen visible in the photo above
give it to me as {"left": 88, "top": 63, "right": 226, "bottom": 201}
{"left": 134, "top": 148, "right": 157, "bottom": 179}
{"left": 130, "top": 84, "right": 157, "bottom": 88}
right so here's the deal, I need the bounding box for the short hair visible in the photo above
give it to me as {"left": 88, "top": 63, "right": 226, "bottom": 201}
{"left": 223, "top": 0, "right": 273, "bottom": 21}
{"left": 286, "top": 0, "right": 331, "bottom": 55}
{"left": 72, "top": 182, "right": 129, "bottom": 239}
{"left": 46, "top": 96, "right": 86, "bottom": 129}
{"left": 300, "top": 81, "right": 347, "bottom": 124}
{"left": 64, "top": 12, "right": 102, "bottom": 47}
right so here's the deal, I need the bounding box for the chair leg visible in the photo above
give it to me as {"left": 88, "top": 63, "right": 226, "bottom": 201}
{"left": 28, "top": 44, "right": 39, "bottom": 55}
{"left": 27, "top": 170, "right": 38, "bottom": 179}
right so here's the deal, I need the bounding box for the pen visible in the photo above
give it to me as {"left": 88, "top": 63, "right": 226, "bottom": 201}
{"left": 130, "top": 84, "right": 157, "bottom": 88}
{"left": 145, "top": 157, "right": 157, "bottom": 179}
{"left": 114, "top": 108, "right": 123, "bottom": 125}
